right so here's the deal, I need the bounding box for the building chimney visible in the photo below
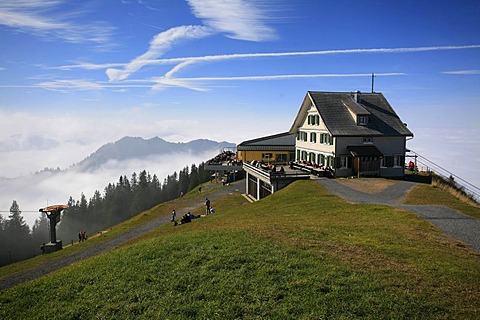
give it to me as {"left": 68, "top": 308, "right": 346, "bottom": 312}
{"left": 353, "top": 90, "right": 361, "bottom": 103}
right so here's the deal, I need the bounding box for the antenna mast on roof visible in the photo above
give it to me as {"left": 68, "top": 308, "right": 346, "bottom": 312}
{"left": 371, "top": 72, "right": 375, "bottom": 93}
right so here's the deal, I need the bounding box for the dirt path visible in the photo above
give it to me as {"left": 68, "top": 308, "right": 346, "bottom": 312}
{"left": 0, "top": 180, "right": 246, "bottom": 290}
{"left": 316, "top": 178, "right": 480, "bottom": 252}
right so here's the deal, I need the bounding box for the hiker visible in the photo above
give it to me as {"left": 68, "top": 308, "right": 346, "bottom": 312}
{"left": 78, "top": 232, "right": 82, "bottom": 243}
{"left": 171, "top": 209, "right": 177, "bottom": 222}
{"left": 205, "top": 198, "right": 211, "bottom": 214}
{"left": 408, "top": 161, "right": 415, "bottom": 171}
{"left": 181, "top": 214, "right": 191, "bottom": 224}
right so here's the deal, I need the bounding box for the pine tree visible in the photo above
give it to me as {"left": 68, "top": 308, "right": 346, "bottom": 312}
{"left": 6, "top": 201, "right": 32, "bottom": 263}
{"left": 31, "top": 213, "right": 49, "bottom": 247}
{"left": 0, "top": 214, "right": 9, "bottom": 266}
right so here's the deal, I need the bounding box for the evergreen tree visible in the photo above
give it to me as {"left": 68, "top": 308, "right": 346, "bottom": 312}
{"left": 88, "top": 190, "right": 103, "bottom": 230}
{"left": 0, "top": 214, "right": 9, "bottom": 266}
{"left": 131, "top": 170, "right": 149, "bottom": 214}
{"left": 78, "top": 193, "right": 88, "bottom": 231}
{"left": 103, "top": 183, "right": 116, "bottom": 226}
{"left": 178, "top": 166, "right": 190, "bottom": 196}
{"left": 150, "top": 174, "right": 163, "bottom": 206}
{"left": 31, "top": 213, "right": 49, "bottom": 247}
{"left": 6, "top": 201, "right": 32, "bottom": 263}
{"left": 189, "top": 164, "right": 200, "bottom": 191}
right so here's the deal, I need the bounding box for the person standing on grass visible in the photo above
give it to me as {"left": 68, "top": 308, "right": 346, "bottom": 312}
{"left": 205, "top": 198, "right": 211, "bottom": 214}
{"left": 171, "top": 209, "right": 177, "bottom": 222}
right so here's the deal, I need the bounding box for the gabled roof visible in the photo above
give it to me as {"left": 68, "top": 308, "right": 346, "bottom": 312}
{"left": 237, "top": 132, "right": 295, "bottom": 151}
{"left": 289, "top": 91, "right": 413, "bottom": 137}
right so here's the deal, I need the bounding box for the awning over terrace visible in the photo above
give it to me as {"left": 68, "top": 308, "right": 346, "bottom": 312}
{"left": 347, "top": 145, "right": 383, "bottom": 157}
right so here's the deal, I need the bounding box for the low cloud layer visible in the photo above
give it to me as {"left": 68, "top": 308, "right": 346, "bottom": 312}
{"left": 0, "top": 149, "right": 219, "bottom": 228}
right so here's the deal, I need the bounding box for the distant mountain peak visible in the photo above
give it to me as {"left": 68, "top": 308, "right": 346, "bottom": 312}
{"left": 74, "top": 136, "right": 235, "bottom": 172}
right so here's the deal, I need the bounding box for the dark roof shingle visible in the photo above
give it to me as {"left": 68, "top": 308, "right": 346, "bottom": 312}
{"left": 308, "top": 91, "right": 413, "bottom": 137}
{"left": 237, "top": 132, "right": 295, "bottom": 150}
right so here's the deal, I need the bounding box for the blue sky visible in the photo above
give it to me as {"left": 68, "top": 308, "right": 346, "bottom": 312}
{"left": 1, "top": 0, "right": 479, "bottom": 188}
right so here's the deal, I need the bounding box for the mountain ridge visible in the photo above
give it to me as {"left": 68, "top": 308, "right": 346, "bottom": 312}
{"left": 74, "top": 136, "right": 235, "bottom": 172}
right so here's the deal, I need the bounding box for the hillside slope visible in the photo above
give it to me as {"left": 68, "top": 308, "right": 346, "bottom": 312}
{"left": 1, "top": 180, "right": 479, "bottom": 319}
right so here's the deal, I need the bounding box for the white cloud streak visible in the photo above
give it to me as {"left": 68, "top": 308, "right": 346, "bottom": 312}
{"left": 57, "top": 43, "right": 480, "bottom": 74}
{"left": 0, "top": 0, "right": 115, "bottom": 47}
{"left": 442, "top": 70, "right": 480, "bottom": 75}
{"left": 186, "top": 0, "right": 278, "bottom": 41}
{"left": 30, "top": 44, "right": 480, "bottom": 91}
{"left": 106, "top": 25, "right": 213, "bottom": 81}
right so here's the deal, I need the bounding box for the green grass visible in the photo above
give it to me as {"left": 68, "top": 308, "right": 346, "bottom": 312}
{"left": 405, "top": 183, "right": 480, "bottom": 220}
{"left": 1, "top": 180, "right": 480, "bottom": 319}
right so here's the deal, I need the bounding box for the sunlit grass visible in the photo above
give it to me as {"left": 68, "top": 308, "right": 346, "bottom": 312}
{"left": 406, "top": 183, "right": 480, "bottom": 219}
{"left": 1, "top": 180, "right": 479, "bottom": 319}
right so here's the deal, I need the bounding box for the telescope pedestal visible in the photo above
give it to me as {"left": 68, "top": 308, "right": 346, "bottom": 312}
{"left": 43, "top": 240, "right": 62, "bottom": 253}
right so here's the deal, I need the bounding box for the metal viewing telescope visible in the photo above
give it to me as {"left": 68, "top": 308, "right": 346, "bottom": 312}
{"left": 39, "top": 204, "right": 68, "bottom": 253}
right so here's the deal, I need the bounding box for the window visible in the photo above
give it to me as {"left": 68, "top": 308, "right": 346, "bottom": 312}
{"left": 394, "top": 155, "right": 404, "bottom": 167}
{"left": 340, "top": 156, "right": 349, "bottom": 168}
{"left": 307, "top": 114, "right": 320, "bottom": 125}
{"left": 317, "top": 154, "right": 325, "bottom": 165}
{"left": 262, "top": 153, "right": 273, "bottom": 161}
{"left": 320, "top": 133, "right": 333, "bottom": 145}
{"left": 310, "top": 132, "right": 317, "bottom": 143}
{"left": 358, "top": 115, "right": 368, "bottom": 126}
{"left": 363, "top": 137, "right": 373, "bottom": 144}
{"left": 327, "top": 156, "right": 334, "bottom": 167}
{"left": 383, "top": 156, "right": 394, "bottom": 167}
{"left": 275, "top": 154, "right": 287, "bottom": 162}
{"left": 297, "top": 131, "right": 308, "bottom": 141}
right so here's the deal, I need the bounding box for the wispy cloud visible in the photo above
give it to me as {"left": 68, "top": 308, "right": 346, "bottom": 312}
{"left": 151, "top": 73, "right": 406, "bottom": 91}
{"left": 0, "top": 0, "right": 115, "bottom": 48}
{"left": 442, "top": 70, "right": 480, "bottom": 75}
{"left": 33, "top": 44, "right": 480, "bottom": 91}
{"left": 186, "top": 0, "right": 278, "bottom": 41}
{"left": 56, "top": 44, "right": 480, "bottom": 72}
{"left": 36, "top": 79, "right": 103, "bottom": 91}
{"left": 162, "top": 45, "right": 480, "bottom": 79}
{"left": 106, "top": 25, "right": 213, "bottom": 81}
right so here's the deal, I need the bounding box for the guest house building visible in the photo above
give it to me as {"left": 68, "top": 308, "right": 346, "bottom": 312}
{"left": 289, "top": 91, "right": 413, "bottom": 178}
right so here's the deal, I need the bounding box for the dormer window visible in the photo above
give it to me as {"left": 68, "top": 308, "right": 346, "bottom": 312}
{"left": 358, "top": 115, "right": 368, "bottom": 126}
{"left": 363, "top": 137, "right": 373, "bottom": 144}
{"left": 307, "top": 114, "right": 320, "bottom": 125}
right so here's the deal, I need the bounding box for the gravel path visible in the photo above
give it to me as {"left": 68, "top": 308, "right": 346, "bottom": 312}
{"left": 316, "top": 178, "right": 480, "bottom": 252}
{"left": 0, "top": 180, "right": 245, "bottom": 290}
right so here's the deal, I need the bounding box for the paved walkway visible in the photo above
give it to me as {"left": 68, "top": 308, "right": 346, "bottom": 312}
{"left": 316, "top": 178, "right": 480, "bottom": 252}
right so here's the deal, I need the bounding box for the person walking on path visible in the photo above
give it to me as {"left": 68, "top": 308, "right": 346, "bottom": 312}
{"left": 205, "top": 198, "right": 211, "bottom": 215}
{"left": 171, "top": 209, "right": 177, "bottom": 222}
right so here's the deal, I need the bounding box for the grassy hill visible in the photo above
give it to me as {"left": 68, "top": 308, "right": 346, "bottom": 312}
{"left": 1, "top": 180, "right": 479, "bottom": 319}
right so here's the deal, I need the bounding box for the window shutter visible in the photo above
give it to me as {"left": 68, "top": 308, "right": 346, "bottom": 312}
{"left": 329, "top": 135, "right": 333, "bottom": 145}
{"left": 320, "top": 134, "right": 324, "bottom": 144}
